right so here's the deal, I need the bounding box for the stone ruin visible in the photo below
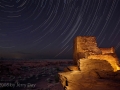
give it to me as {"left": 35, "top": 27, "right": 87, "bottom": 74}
{"left": 59, "top": 36, "right": 120, "bottom": 90}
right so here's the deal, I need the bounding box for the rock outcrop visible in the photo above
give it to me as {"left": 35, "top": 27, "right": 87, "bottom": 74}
{"left": 59, "top": 36, "right": 120, "bottom": 90}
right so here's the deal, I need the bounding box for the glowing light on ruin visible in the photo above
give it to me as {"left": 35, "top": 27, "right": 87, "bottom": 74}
{"left": 59, "top": 36, "right": 120, "bottom": 90}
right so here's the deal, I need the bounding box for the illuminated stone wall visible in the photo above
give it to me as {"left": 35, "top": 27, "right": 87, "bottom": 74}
{"left": 73, "top": 36, "right": 102, "bottom": 64}
{"left": 100, "top": 47, "right": 115, "bottom": 54}
{"left": 87, "top": 54, "right": 120, "bottom": 72}
{"left": 78, "top": 59, "right": 114, "bottom": 72}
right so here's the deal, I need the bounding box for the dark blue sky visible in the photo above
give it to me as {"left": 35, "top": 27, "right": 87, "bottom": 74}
{"left": 0, "top": 0, "right": 120, "bottom": 59}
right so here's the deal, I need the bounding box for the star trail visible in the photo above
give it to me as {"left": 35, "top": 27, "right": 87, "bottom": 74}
{"left": 0, "top": 0, "right": 120, "bottom": 60}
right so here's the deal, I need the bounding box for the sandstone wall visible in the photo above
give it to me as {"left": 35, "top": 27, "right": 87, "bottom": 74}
{"left": 78, "top": 59, "right": 114, "bottom": 72}
{"left": 73, "top": 36, "right": 102, "bottom": 65}
{"left": 87, "top": 54, "right": 120, "bottom": 72}
{"left": 100, "top": 47, "right": 115, "bottom": 54}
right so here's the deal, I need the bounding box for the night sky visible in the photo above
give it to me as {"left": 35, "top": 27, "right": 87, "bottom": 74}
{"left": 0, "top": 0, "right": 120, "bottom": 60}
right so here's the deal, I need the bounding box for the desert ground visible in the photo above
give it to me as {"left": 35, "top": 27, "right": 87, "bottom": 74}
{"left": 0, "top": 59, "right": 73, "bottom": 90}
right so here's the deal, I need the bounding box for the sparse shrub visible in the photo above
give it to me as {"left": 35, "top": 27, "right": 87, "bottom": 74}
{"left": 56, "top": 67, "right": 60, "bottom": 71}
{"left": 0, "top": 57, "right": 4, "bottom": 60}
{"left": 38, "top": 88, "right": 44, "bottom": 90}
{"left": 45, "top": 87, "right": 50, "bottom": 90}
{"left": 54, "top": 74, "right": 59, "bottom": 83}
{"left": 46, "top": 78, "right": 52, "bottom": 83}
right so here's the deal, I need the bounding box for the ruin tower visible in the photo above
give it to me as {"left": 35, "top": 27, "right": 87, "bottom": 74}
{"left": 59, "top": 36, "right": 120, "bottom": 90}
{"left": 73, "top": 36, "right": 102, "bottom": 65}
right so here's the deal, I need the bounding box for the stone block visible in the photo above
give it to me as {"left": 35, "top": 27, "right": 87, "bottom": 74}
{"left": 100, "top": 47, "right": 115, "bottom": 54}
{"left": 78, "top": 59, "right": 114, "bottom": 72}
{"left": 87, "top": 54, "right": 120, "bottom": 71}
